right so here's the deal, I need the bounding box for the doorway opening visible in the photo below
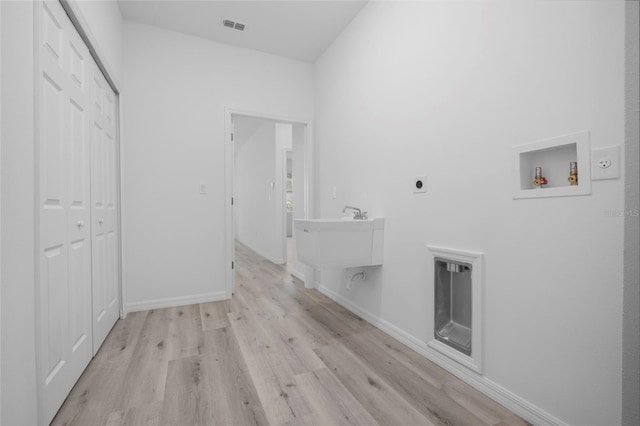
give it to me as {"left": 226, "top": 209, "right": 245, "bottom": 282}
{"left": 225, "top": 109, "right": 314, "bottom": 297}
{"left": 285, "top": 148, "right": 294, "bottom": 272}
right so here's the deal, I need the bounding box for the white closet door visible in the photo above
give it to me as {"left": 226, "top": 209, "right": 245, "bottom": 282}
{"left": 91, "top": 63, "right": 119, "bottom": 354}
{"left": 37, "top": 1, "right": 93, "bottom": 422}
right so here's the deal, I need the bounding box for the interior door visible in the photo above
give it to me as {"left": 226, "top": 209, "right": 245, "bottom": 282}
{"left": 91, "top": 63, "right": 119, "bottom": 354}
{"left": 37, "top": 0, "right": 93, "bottom": 422}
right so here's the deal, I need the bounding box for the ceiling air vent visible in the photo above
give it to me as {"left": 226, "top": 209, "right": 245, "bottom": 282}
{"left": 222, "top": 19, "right": 246, "bottom": 31}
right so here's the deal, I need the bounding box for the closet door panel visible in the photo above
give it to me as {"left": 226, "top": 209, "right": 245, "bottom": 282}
{"left": 37, "top": 1, "right": 93, "bottom": 423}
{"left": 91, "top": 66, "right": 119, "bottom": 353}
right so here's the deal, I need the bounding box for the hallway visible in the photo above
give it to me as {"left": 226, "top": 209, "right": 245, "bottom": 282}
{"left": 52, "top": 242, "right": 526, "bottom": 425}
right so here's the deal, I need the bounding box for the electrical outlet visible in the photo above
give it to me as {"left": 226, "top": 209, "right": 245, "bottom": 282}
{"left": 592, "top": 146, "right": 620, "bottom": 180}
{"left": 413, "top": 176, "right": 427, "bottom": 193}
{"left": 598, "top": 158, "right": 611, "bottom": 169}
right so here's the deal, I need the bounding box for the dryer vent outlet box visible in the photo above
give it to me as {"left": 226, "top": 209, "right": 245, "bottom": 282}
{"left": 434, "top": 258, "right": 472, "bottom": 356}
{"left": 427, "top": 246, "right": 483, "bottom": 374}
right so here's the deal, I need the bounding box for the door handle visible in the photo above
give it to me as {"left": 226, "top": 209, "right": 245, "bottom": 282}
{"left": 98, "top": 219, "right": 104, "bottom": 225}
{"left": 77, "top": 220, "right": 85, "bottom": 228}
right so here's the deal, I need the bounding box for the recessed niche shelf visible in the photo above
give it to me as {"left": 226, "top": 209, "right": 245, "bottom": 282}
{"left": 513, "top": 130, "right": 591, "bottom": 199}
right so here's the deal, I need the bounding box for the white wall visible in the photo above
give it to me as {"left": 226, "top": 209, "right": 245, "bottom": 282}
{"left": 1, "top": 2, "right": 39, "bottom": 423}
{"left": 1, "top": 1, "right": 123, "bottom": 422}
{"left": 235, "top": 119, "right": 281, "bottom": 261}
{"left": 314, "top": 1, "right": 625, "bottom": 425}
{"left": 122, "top": 21, "right": 313, "bottom": 311}
{"left": 0, "top": 1, "right": 3, "bottom": 420}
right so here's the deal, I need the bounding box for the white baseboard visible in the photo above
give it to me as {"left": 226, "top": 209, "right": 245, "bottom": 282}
{"left": 125, "top": 291, "right": 228, "bottom": 314}
{"left": 266, "top": 254, "right": 285, "bottom": 265}
{"left": 236, "top": 238, "right": 284, "bottom": 265}
{"left": 290, "top": 268, "right": 305, "bottom": 282}
{"left": 317, "top": 284, "right": 568, "bottom": 426}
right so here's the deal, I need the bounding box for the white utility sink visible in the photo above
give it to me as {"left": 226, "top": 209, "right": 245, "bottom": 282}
{"left": 294, "top": 217, "right": 384, "bottom": 268}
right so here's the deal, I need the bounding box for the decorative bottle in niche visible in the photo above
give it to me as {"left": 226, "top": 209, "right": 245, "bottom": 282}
{"left": 568, "top": 162, "right": 578, "bottom": 186}
{"left": 533, "top": 166, "right": 548, "bottom": 188}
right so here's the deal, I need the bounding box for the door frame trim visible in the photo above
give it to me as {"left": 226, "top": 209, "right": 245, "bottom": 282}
{"left": 224, "top": 107, "right": 316, "bottom": 298}
{"left": 59, "top": 0, "right": 122, "bottom": 91}
{"left": 0, "top": 4, "right": 3, "bottom": 419}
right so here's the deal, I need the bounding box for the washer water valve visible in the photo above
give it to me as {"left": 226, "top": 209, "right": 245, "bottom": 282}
{"left": 533, "top": 166, "right": 548, "bottom": 188}
{"left": 568, "top": 161, "right": 578, "bottom": 186}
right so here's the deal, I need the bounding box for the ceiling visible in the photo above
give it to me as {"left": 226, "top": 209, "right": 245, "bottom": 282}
{"left": 117, "top": 0, "right": 368, "bottom": 63}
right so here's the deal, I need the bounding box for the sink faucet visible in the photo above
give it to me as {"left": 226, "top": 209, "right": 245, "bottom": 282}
{"left": 343, "top": 206, "right": 368, "bottom": 220}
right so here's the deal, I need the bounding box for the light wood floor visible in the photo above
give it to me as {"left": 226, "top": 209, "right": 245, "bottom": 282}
{"left": 53, "top": 242, "right": 528, "bottom": 426}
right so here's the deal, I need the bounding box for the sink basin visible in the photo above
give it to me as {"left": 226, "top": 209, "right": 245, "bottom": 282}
{"left": 294, "top": 217, "right": 384, "bottom": 268}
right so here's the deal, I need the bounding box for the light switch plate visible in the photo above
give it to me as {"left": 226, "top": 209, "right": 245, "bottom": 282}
{"left": 591, "top": 146, "right": 620, "bottom": 180}
{"left": 413, "top": 176, "right": 427, "bottom": 193}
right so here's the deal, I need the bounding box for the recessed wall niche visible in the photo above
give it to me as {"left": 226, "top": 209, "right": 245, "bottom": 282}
{"left": 427, "top": 246, "right": 484, "bottom": 374}
{"left": 513, "top": 131, "right": 591, "bottom": 199}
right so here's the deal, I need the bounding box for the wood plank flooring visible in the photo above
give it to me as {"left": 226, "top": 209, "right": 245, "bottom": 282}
{"left": 53, "top": 242, "right": 528, "bottom": 426}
